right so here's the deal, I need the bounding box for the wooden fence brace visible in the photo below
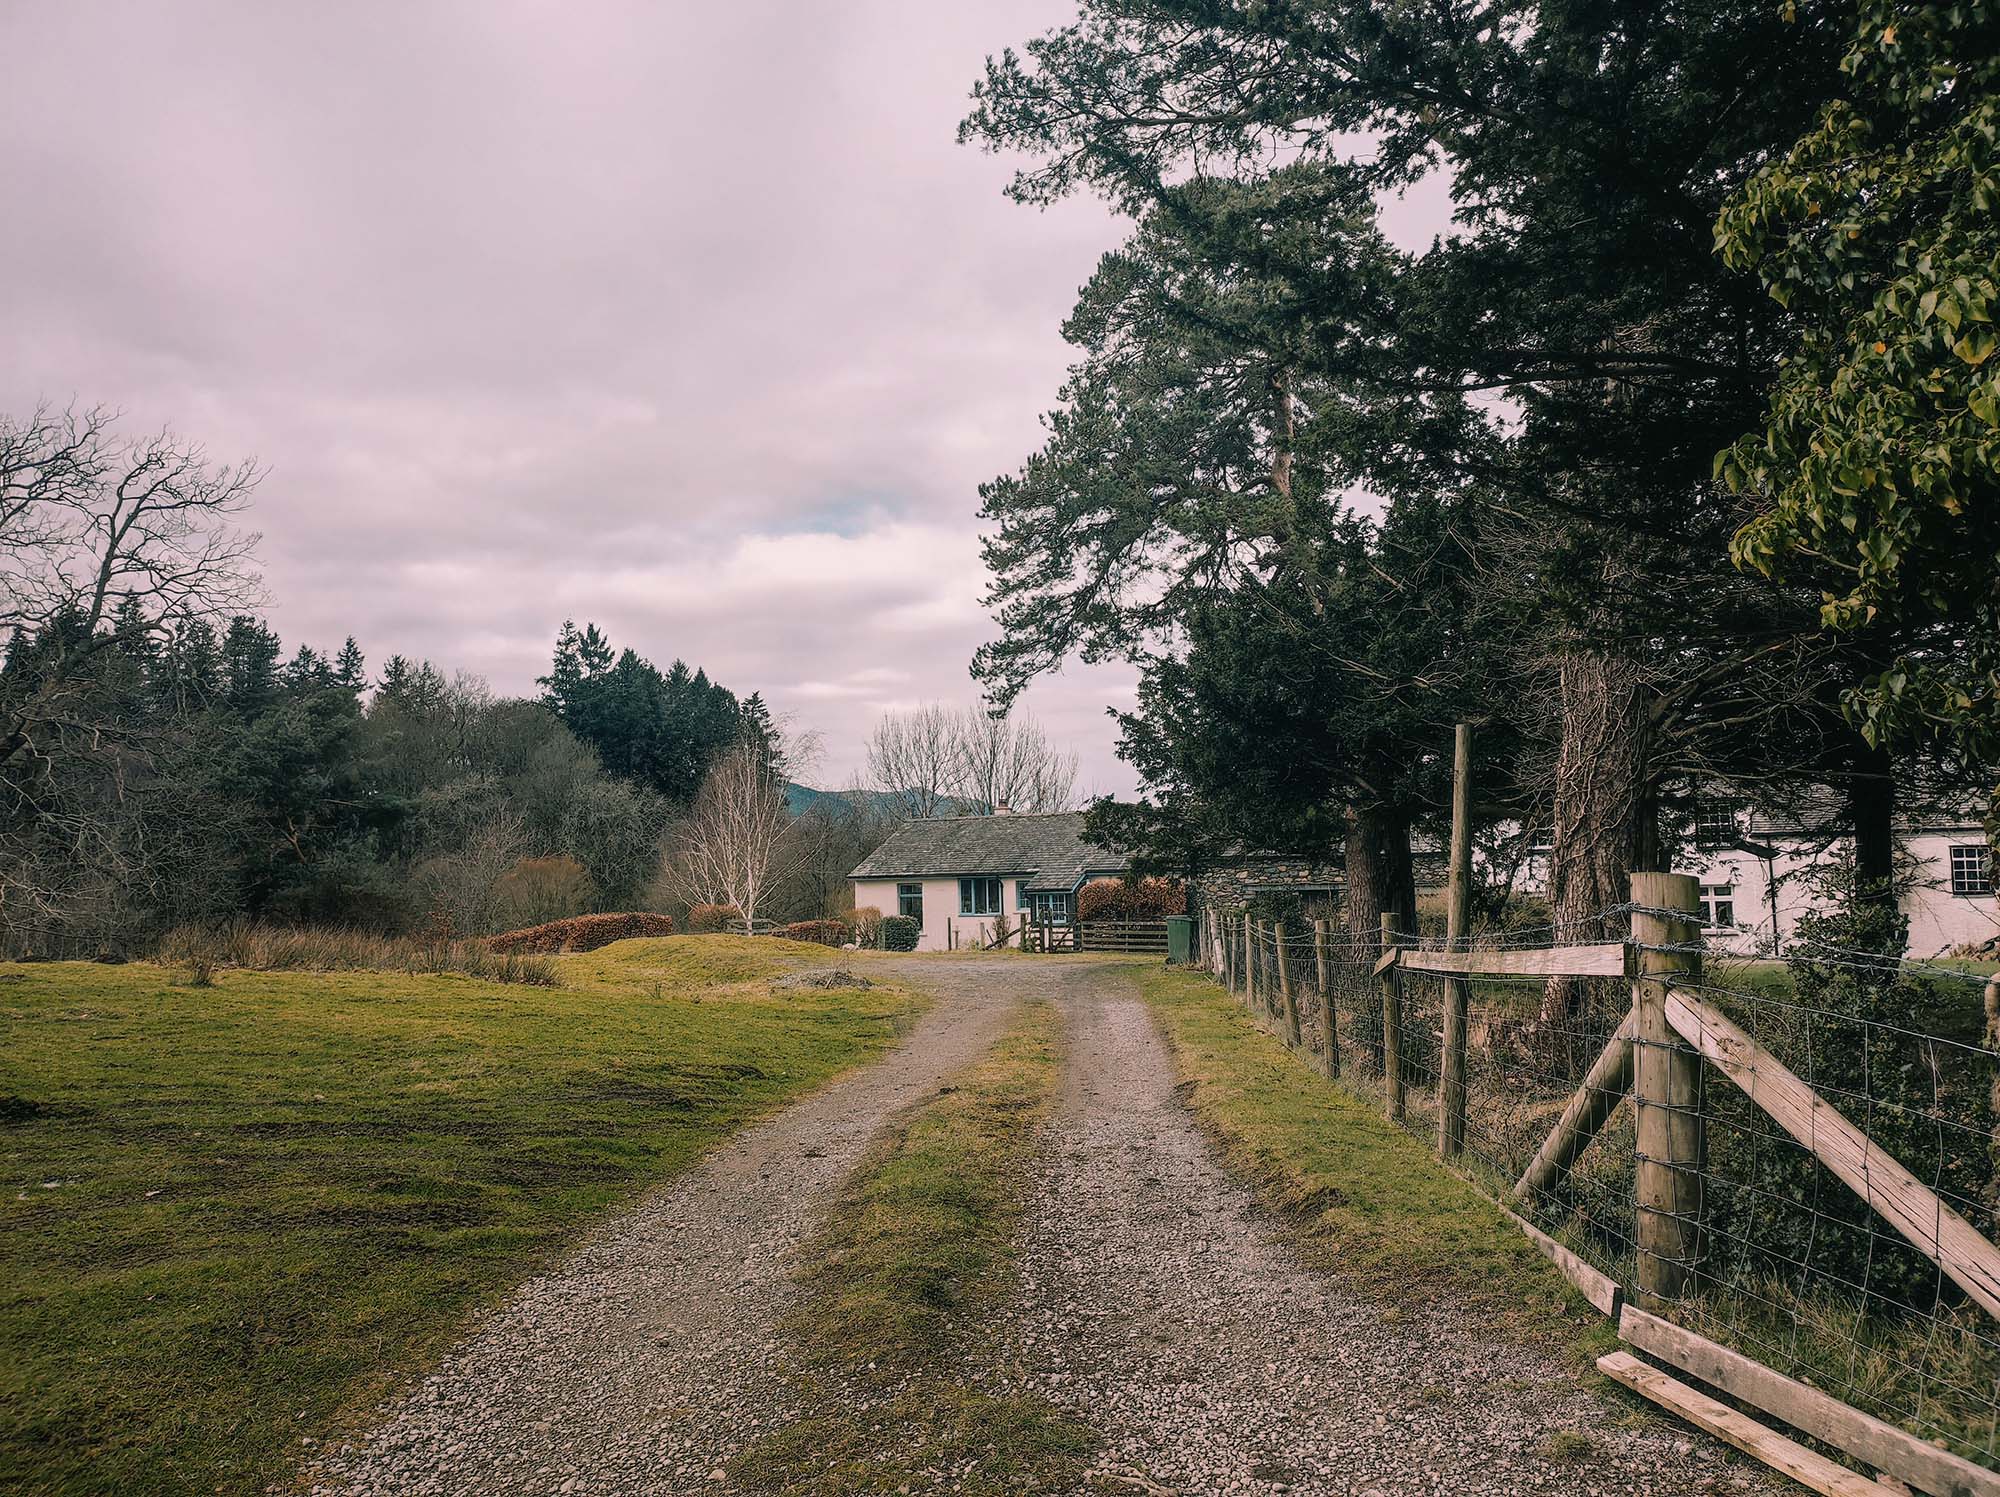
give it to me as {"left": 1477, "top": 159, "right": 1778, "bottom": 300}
{"left": 1379, "top": 912, "right": 1404, "bottom": 1120}
{"left": 1314, "top": 917, "right": 1338, "bottom": 1079}
{"left": 1438, "top": 719, "right": 1474, "bottom": 1160}
{"left": 1512, "top": 1011, "right": 1637, "bottom": 1206}
{"left": 1631, "top": 871, "right": 1705, "bottom": 1309}
{"left": 1243, "top": 912, "right": 1256, "bottom": 1011}
{"left": 1597, "top": 1352, "right": 1900, "bottom": 1497}
{"left": 1665, "top": 985, "right": 2000, "bottom": 1322}
{"left": 1274, "top": 919, "right": 1301, "bottom": 1047}
{"left": 1618, "top": 1303, "right": 2000, "bottom": 1497}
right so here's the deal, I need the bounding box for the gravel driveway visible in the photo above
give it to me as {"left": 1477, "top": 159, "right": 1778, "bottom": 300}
{"left": 309, "top": 954, "right": 1763, "bottom": 1497}
{"left": 982, "top": 961, "right": 1773, "bottom": 1497}
{"left": 308, "top": 959, "right": 1018, "bottom": 1497}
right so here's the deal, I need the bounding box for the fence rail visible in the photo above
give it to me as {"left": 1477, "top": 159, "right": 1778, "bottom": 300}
{"left": 1196, "top": 885, "right": 2000, "bottom": 1494}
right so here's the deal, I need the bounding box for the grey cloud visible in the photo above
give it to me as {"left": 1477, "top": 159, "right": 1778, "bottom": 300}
{"left": 0, "top": 1, "right": 1145, "bottom": 790}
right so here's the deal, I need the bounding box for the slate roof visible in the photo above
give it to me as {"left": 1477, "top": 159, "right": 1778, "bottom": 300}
{"left": 849, "top": 811, "right": 1130, "bottom": 892}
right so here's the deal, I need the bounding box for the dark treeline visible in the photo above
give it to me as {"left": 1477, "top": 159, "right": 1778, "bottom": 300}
{"left": 963, "top": 0, "right": 1997, "bottom": 969}
{"left": 0, "top": 573, "right": 817, "bottom": 953}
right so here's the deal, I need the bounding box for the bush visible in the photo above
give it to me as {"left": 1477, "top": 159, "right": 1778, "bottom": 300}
{"left": 487, "top": 911, "right": 675, "bottom": 955}
{"left": 880, "top": 914, "right": 919, "bottom": 952}
{"left": 1076, "top": 876, "right": 1187, "bottom": 922}
{"left": 687, "top": 903, "right": 743, "bottom": 934}
{"left": 157, "top": 921, "right": 560, "bottom": 986}
{"left": 775, "top": 919, "right": 849, "bottom": 947}
{"left": 847, "top": 906, "right": 885, "bottom": 948}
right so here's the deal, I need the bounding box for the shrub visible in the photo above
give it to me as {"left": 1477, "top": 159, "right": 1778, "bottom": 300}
{"left": 880, "top": 914, "right": 919, "bottom": 952}
{"left": 847, "top": 906, "right": 885, "bottom": 948}
{"left": 1076, "top": 876, "right": 1187, "bottom": 922}
{"left": 775, "top": 919, "right": 849, "bottom": 947}
{"left": 487, "top": 911, "right": 675, "bottom": 955}
{"left": 687, "top": 903, "right": 743, "bottom": 934}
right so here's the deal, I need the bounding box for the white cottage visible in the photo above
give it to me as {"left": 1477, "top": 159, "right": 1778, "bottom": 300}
{"left": 1686, "top": 800, "right": 1996, "bottom": 958}
{"left": 848, "top": 810, "right": 1130, "bottom": 952}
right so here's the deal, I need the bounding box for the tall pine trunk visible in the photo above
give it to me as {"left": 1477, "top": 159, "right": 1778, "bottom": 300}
{"left": 1541, "top": 649, "right": 1652, "bottom": 1027}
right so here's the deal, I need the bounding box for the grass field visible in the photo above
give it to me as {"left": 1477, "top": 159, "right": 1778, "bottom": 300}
{"left": 0, "top": 937, "right": 922, "bottom": 1497}
{"left": 733, "top": 999, "right": 1094, "bottom": 1495}
{"left": 1136, "top": 965, "right": 1613, "bottom": 1357}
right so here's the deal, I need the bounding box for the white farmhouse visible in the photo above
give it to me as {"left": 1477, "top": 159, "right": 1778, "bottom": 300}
{"left": 848, "top": 810, "right": 1130, "bottom": 951}
{"left": 1685, "top": 800, "right": 1996, "bottom": 957}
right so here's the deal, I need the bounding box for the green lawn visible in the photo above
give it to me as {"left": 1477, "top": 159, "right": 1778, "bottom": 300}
{"left": 0, "top": 937, "right": 923, "bottom": 1497}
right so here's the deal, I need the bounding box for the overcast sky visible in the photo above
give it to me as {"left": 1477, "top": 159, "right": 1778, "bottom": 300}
{"left": 0, "top": 2, "right": 1146, "bottom": 791}
{"left": 1, "top": 4, "right": 1456, "bottom": 798}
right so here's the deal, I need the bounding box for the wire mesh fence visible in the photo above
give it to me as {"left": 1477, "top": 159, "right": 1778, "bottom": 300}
{"left": 1202, "top": 906, "right": 2000, "bottom": 1467}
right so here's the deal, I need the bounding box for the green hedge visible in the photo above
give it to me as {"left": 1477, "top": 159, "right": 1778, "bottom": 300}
{"left": 881, "top": 915, "right": 919, "bottom": 952}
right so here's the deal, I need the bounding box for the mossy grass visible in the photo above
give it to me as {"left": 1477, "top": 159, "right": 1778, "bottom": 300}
{"left": 1, "top": 936, "right": 922, "bottom": 1497}
{"left": 1135, "top": 965, "right": 1615, "bottom": 1360}
{"left": 733, "top": 1000, "right": 1094, "bottom": 1495}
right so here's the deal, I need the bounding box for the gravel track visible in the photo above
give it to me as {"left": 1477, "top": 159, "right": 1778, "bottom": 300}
{"left": 308, "top": 955, "right": 1766, "bottom": 1496}
{"left": 985, "top": 965, "right": 1774, "bottom": 1497}
{"left": 308, "top": 960, "right": 1019, "bottom": 1497}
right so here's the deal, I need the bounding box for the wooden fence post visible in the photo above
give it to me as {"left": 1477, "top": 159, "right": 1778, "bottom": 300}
{"left": 1314, "top": 918, "right": 1338, "bottom": 1079}
{"left": 1242, "top": 912, "right": 1255, "bottom": 1009}
{"left": 1380, "top": 911, "right": 1403, "bottom": 1121}
{"left": 1275, "top": 920, "right": 1301, "bottom": 1046}
{"left": 1632, "top": 870, "right": 1705, "bottom": 1309}
{"left": 1438, "top": 720, "right": 1474, "bottom": 1160}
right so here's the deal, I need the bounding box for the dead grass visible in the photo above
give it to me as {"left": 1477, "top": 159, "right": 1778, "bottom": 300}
{"left": 157, "top": 921, "right": 560, "bottom": 985}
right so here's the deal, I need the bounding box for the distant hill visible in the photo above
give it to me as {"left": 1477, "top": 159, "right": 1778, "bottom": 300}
{"left": 783, "top": 783, "right": 983, "bottom": 818}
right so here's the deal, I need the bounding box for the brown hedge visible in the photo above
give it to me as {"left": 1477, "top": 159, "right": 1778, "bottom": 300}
{"left": 686, "top": 903, "right": 744, "bottom": 934}
{"left": 1075, "top": 876, "right": 1187, "bottom": 922}
{"left": 488, "top": 911, "right": 676, "bottom": 955}
{"left": 774, "top": 919, "right": 850, "bottom": 947}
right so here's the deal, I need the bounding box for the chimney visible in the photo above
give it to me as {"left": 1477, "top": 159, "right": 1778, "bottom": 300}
{"left": 993, "top": 800, "right": 1013, "bottom": 816}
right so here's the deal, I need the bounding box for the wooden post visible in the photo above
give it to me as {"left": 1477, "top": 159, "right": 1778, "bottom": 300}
{"left": 1314, "top": 918, "right": 1338, "bottom": 1079}
{"left": 1274, "top": 920, "right": 1301, "bottom": 1046}
{"left": 1438, "top": 720, "right": 1475, "bottom": 1160}
{"left": 1243, "top": 913, "right": 1257, "bottom": 1011}
{"left": 1632, "top": 870, "right": 1704, "bottom": 1309}
{"left": 1379, "top": 911, "right": 1403, "bottom": 1120}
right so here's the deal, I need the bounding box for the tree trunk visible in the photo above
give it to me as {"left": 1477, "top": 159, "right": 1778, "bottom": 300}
{"left": 1849, "top": 737, "right": 1896, "bottom": 912}
{"left": 1344, "top": 804, "right": 1416, "bottom": 951}
{"left": 1343, "top": 804, "right": 1384, "bottom": 950}
{"left": 1542, "top": 649, "right": 1650, "bottom": 1028}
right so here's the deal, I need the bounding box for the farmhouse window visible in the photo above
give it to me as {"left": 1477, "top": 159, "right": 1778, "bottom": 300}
{"left": 1699, "top": 882, "right": 1735, "bottom": 929}
{"left": 1695, "top": 799, "right": 1740, "bottom": 849}
{"left": 1950, "top": 845, "right": 1992, "bottom": 897}
{"left": 959, "top": 877, "right": 1001, "bottom": 916}
{"left": 1016, "top": 879, "right": 1032, "bottom": 910}
{"left": 897, "top": 882, "right": 924, "bottom": 920}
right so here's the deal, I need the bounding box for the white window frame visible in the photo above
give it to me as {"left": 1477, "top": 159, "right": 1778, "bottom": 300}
{"left": 1699, "top": 881, "right": 1736, "bottom": 930}
{"left": 1950, "top": 844, "right": 1992, "bottom": 897}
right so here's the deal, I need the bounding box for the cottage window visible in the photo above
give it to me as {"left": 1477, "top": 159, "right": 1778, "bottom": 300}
{"left": 1699, "top": 882, "right": 1735, "bottom": 929}
{"left": 959, "top": 877, "right": 1001, "bottom": 916}
{"left": 1950, "top": 845, "right": 1992, "bottom": 897}
{"left": 1016, "top": 879, "right": 1032, "bottom": 910}
{"left": 897, "top": 882, "right": 924, "bottom": 921}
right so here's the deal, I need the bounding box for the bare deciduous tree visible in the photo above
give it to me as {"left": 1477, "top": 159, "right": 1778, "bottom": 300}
{"left": 949, "top": 705, "right": 1078, "bottom": 814}
{"left": 664, "top": 728, "right": 816, "bottom": 929}
{"left": 865, "top": 702, "right": 1079, "bottom": 817}
{"left": 865, "top": 703, "right": 960, "bottom": 819}
{"left": 1, "top": 407, "right": 262, "bottom": 940}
